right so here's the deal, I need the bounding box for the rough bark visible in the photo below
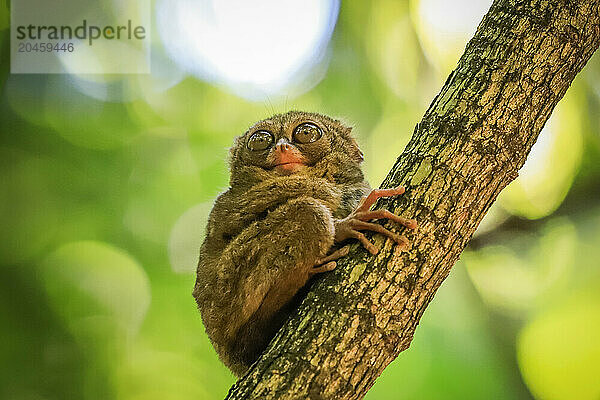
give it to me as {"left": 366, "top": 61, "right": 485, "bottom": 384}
{"left": 227, "top": 0, "right": 600, "bottom": 398}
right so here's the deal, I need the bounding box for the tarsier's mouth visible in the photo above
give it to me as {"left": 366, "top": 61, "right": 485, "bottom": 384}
{"left": 273, "top": 161, "right": 307, "bottom": 174}
{"left": 271, "top": 148, "right": 307, "bottom": 172}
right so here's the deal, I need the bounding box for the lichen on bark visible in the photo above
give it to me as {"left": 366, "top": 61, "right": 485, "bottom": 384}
{"left": 226, "top": 0, "right": 600, "bottom": 399}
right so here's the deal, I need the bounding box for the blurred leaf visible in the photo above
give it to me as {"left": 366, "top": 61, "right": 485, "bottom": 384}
{"left": 168, "top": 202, "right": 212, "bottom": 274}
{"left": 365, "top": 1, "right": 421, "bottom": 101}
{"left": 0, "top": 147, "right": 62, "bottom": 264}
{"left": 40, "top": 240, "right": 151, "bottom": 337}
{"left": 465, "top": 245, "right": 537, "bottom": 313}
{"left": 312, "top": 42, "right": 382, "bottom": 126}
{"left": 465, "top": 219, "right": 576, "bottom": 315}
{"left": 115, "top": 347, "right": 215, "bottom": 400}
{"left": 45, "top": 78, "right": 141, "bottom": 149}
{"left": 143, "top": 77, "right": 208, "bottom": 128}
{"left": 0, "top": 0, "right": 8, "bottom": 31}
{"left": 518, "top": 285, "right": 600, "bottom": 400}
{"left": 5, "top": 75, "right": 50, "bottom": 127}
{"left": 410, "top": 0, "right": 492, "bottom": 76}
{"left": 39, "top": 241, "right": 151, "bottom": 400}
{"left": 0, "top": 265, "right": 86, "bottom": 400}
{"left": 364, "top": 101, "right": 419, "bottom": 185}
{"left": 135, "top": 274, "right": 233, "bottom": 397}
{"left": 5, "top": 74, "right": 143, "bottom": 149}
{"left": 124, "top": 134, "right": 210, "bottom": 244}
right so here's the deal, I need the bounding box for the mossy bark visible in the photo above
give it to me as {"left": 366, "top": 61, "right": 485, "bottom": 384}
{"left": 227, "top": 0, "right": 600, "bottom": 398}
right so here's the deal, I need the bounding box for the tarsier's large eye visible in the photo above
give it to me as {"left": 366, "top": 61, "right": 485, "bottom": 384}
{"left": 293, "top": 122, "right": 322, "bottom": 144}
{"left": 247, "top": 130, "right": 274, "bottom": 151}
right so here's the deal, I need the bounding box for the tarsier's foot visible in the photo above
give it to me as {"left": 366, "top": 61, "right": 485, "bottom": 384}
{"left": 334, "top": 185, "right": 417, "bottom": 255}
{"left": 310, "top": 246, "right": 350, "bottom": 275}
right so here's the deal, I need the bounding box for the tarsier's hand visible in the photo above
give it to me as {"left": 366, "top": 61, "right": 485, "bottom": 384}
{"left": 334, "top": 185, "right": 417, "bottom": 255}
{"left": 311, "top": 246, "right": 350, "bottom": 276}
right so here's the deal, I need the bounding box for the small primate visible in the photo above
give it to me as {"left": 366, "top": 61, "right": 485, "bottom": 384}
{"left": 193, "top": 111, "right": 416, "bottom": 376}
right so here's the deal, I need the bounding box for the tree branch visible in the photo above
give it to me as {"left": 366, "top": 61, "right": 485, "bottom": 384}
{"left": 227, "top": 1, "right": 600, "bottom": 398}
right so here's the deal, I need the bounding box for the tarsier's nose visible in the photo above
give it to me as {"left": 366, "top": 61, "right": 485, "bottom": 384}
{"left": 275, "top": 138, "right": 292, "bottom": 152}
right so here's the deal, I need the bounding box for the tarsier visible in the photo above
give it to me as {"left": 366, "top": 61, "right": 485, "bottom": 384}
{"left": 193, "top": 111, "right": 417, "bottom": 376}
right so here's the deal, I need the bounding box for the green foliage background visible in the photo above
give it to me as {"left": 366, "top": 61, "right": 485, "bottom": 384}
{"left": 1, "top": 1, "right": 599, "bottom": 399}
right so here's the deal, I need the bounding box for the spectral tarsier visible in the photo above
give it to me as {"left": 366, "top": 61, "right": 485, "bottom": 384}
{"left": 193, "top": 111, "right": 417, "bottom": 376}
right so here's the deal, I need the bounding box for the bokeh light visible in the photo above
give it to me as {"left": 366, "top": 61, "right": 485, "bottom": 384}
{"left": 40, "top": 240, "right": 151, "bottom": 337}
{"left": 465, "top": 220, "right": 577, "bottom": 315}
{"left": 518, "top": 285, "right": 600, "bottom": 400}
{"left": 412, "top": 0, "right": 492, "bottom": 75}
{"left": 168, "top": 202, "right": 212, "bottom": 274}
{"left": 365, "top": 1, "right": 421, "bottom": 101}
{"left": 156, "top": 0, "right": 340, "bottom": 100}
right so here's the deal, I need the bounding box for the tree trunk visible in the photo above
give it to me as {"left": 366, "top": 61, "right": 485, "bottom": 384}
{"left": 226, "top": 0, "right": 600, "bottom": 398}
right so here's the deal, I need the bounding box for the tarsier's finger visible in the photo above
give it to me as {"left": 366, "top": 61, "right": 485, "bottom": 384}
{"left": 350, "top": 230, "right": 379, "bottom": 255}
{"left": 315, "top": 245, "right": 350, "bottom": 266}
{"left": 357, "top": 185, "right": 406, "bottom": 212}
{"left": 355, "top": 209, "right": 417, "bottom": 229}
{"left": 311, "top": 261, "right": 337, "bottom": 275}
{"left": 351, "top": 220, "right": 409, "bottom": 247}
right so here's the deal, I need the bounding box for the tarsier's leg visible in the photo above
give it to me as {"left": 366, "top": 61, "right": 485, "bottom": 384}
{"left": 335, "top": 185, "right": 417, "bottom": 255}
{"left": 211, "top": 196, "right": 335, "bottom": 374}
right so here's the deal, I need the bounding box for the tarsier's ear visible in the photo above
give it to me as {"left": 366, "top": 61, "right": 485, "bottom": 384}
{"left": 344, "top": 127, "right": 364, "bottom": 163}
{"left": 350, "top": 137, "right": 364, "bottom": 163}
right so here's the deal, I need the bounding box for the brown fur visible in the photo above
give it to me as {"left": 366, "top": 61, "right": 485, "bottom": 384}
{"left": 193, "top": 111, "right": 370, "bottom": 376}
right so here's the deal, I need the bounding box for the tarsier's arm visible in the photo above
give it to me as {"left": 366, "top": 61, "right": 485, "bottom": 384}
{"left": 195, "top": 192, "right": 337, "bottom": 375}
{"left": 211, "top": 175, "right": 341, "bottom": 239}
{"left": 195, "top": 181, "right": 416, "bottom": 376}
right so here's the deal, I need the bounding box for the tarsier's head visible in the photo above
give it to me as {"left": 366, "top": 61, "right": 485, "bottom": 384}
{"left": 229, "top": 111, "right": 364, "bottom": 185}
